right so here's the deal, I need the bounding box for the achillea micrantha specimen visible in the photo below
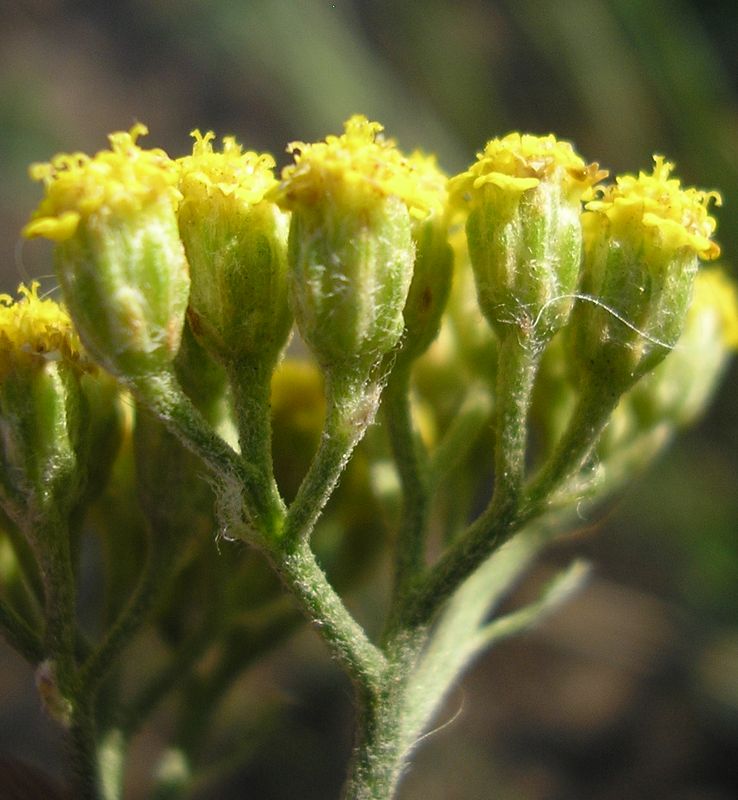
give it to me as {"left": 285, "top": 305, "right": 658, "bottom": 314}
{"left": 3, "top": 119, "right": 734, "bottom": 800}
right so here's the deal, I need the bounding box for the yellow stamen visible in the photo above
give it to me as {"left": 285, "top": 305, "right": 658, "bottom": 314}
{"left": 271, "top": 115, "right": 444, "bottom": 219}
{"left": 449, "top": 132, "right": 607, "bottom": 207}
{"left": 23, "top": 124, "right": 180, "bottom": 242}
{"left": 585, "top": 156, "right": 721, "bottom": 260}
{"left": 178, "top": 130, "right": 278, "bottom": 210}
{"left": 0, "top": 282, "right": 82, "bottom": 363}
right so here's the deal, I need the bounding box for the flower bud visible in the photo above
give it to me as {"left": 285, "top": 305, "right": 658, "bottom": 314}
{"left": 177, "top": 131, "right": 291, "bottom": 368}
{"left": 0, "top": 284, "right": 93, "bottom": 519}
{"left": 571, "top": 156, "right": 721, "bottom": 391}
{"left": 449, "top": 133, "right": 606, "bottom": 343}
{"left": 270, "top": 116, "right": 434, "bottom": 389}
{"left": 396, "top": 152, "right": 453, "bottom": 364}
{"left": 630, "top": 268, "right": 738, "bottom": 429}
{"left": 23, "top": 125, "right": 190, "bottom": 381}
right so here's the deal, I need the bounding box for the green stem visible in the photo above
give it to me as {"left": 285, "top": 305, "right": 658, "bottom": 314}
{"left": 77, "top": 529, "right": 172, "bottom": 699}
{"left": 226, "top": 358, "right": 285, "bottom": 533}
{"left": 132, "top": 370, "right": 275, "bottom": 534}
{"left": 282, "top": 375, "right": 378, "bottom": 546}
{"left": 67, "top": 695, "right": 102, "bottom": 800}
{"left": 172, "top": 606, "right": 298, "bottom": 763}
{"left": 0, "top": 511, "right": 45, "bottom": 614}
{"left": 489, "top": 330, "right": 539, "bottom": 520}
{"left": 399, "top": 330, "right": 540, "bottom": 629}
{"left": 402, "top": 505, "right": 521, "bottom": 630}
{"left": 268, "top": 537, "right": 386, "bottom": 691}
{"left": 30, "top": 511, "right": 77, "bottom": 688}
{"left": 524, "top": 382, "right": 621, "bottom": 514}
{"left": 426, "top": 383, "right": 492, "bottom": 494}
{"left": 120, "top": 633, "right": 211, "bottom": 739}
{"left": 341, "top": 631, "right": 427, "bottom": 800}
{"left": 382, "top": 367, "right": 430, "bottom": 616}
{"left": 30, "top": 511, "right": 107, "bottom": 798}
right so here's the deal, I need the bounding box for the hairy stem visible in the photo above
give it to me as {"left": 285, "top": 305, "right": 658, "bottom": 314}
{"left": 268, "top": 536, "right": 386, "bottom": 691}
{"left": 226, "top": 358, "right": 285, "bottom": 530}
{"left": 132, "top": 370, "right": 278, "bottom": 535}
{"left": 400, "top": 329, "right": 540, "bottom": 629}
{"left": 0, "top": 597, "right": 43, "bottom": 664}
{"left": 382, "top": 367, "right": 430, "bottom": 620}
{"left": 282, "top": 375, "right": 379, "bottom": 547}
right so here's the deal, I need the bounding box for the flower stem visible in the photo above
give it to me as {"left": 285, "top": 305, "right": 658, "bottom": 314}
{"left": 382, "top": 366, "right": 430, "bottom": 617}
{"left": 30, "top": 511, "right": 78, "bottom": 690}
{"left": 226, "top": 357, "right": 285, "bottom": 531}
{"left": 77, "top": 524, "right": 173, "bottom": 699}
{"left": 282, "top": 375, "right": 379, "bottom": 547}
{"left": 524, "top": 382, "right": 621, "bottom": 513}
{"left": 400, "top": 329, "right": 540, "bottom": 629}
{"left": 0, "top": 597, "right": 43, "bottom": 664}
{"left": 132, "top": 370, "right": 276, "bottom": 533}
{"left": 268, "top": 536, "right": 386, "bottom": 691}
{"left": 489, "top": 330, "right": 539, "bottom": 520}
{"left": 67, "top": 695, "right": 102, "bottom": 800}
{"left": 341, "top": 630, "right": 426, "bottom": 800}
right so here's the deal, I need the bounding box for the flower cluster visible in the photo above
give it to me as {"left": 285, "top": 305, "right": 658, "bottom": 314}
{"left": 1, "top": 116, "right": 735, "bottom": 800}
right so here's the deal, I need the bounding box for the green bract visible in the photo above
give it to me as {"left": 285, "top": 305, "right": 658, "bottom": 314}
{"left": 178, "top": 131, "right": 292, "bottom": 369}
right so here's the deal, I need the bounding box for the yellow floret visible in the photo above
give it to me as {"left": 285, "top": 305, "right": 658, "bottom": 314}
{"left": 449, "top": 132, "right": 607, "bottom": 207}
{"left": 23, "top": 124, "right": 180, "bottom": 243}
{"left": 178, "top": 130, "right": 277, "bottom": 210}
{"left": 0, "top": 282, "right": 82, "bottom": 364}
{"left": 585, "top": 156, "right": 721, "bottom": 260}
{"left": 271, "top": 115, "right": 444, "bottom": 219}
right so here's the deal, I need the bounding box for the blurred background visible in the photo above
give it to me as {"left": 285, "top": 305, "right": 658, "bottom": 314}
{"left": 1, "top": 1, "right": 738, "bottom": 798}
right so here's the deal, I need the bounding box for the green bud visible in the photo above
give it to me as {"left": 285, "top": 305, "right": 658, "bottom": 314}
{"left": 396, "top": 154, "right": 453, "bottom": 365}
{"left": 177, "top": 131, "right": 292, "bottom": 369}
{"left": 449, "top": 133, "right": 606, "bottom": 343}
{"left": 443, "top": 226, "right": 498, "bottom": 385}
{"left": 0, "top": 284, "right": 90, "bottom": 520}
{"left": 23, "top": 125, "right": 190, "bottom": 381}
{"left": 571, "top": 157, "right": 722, "bottom": 393}
{"left": 629, "top": 268, "right": 738, "bottom": 430}
{"left": 271, "top": 116, "right": 439, "bottom": 390}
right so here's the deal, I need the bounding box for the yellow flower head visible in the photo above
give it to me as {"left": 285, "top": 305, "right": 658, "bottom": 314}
{"left": 585, "top": 156, "right": 721, "bottom": 260}
{"left": 178, "top": 130, "right": 278, "bottom": 211}
{"left": 689, "top": 268, "right": 738, "bottom": 349}
{"left": 271, "top": 115, "right": 443, "bottom": 219}
{"left": 449, "top": 132, "right": 607, "bottom": 208}
{"left": 0, "top": 282, "right": 84, "bottom": 370}
{"left": 23, "top": 124, "right": 180, "bottom": 243}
